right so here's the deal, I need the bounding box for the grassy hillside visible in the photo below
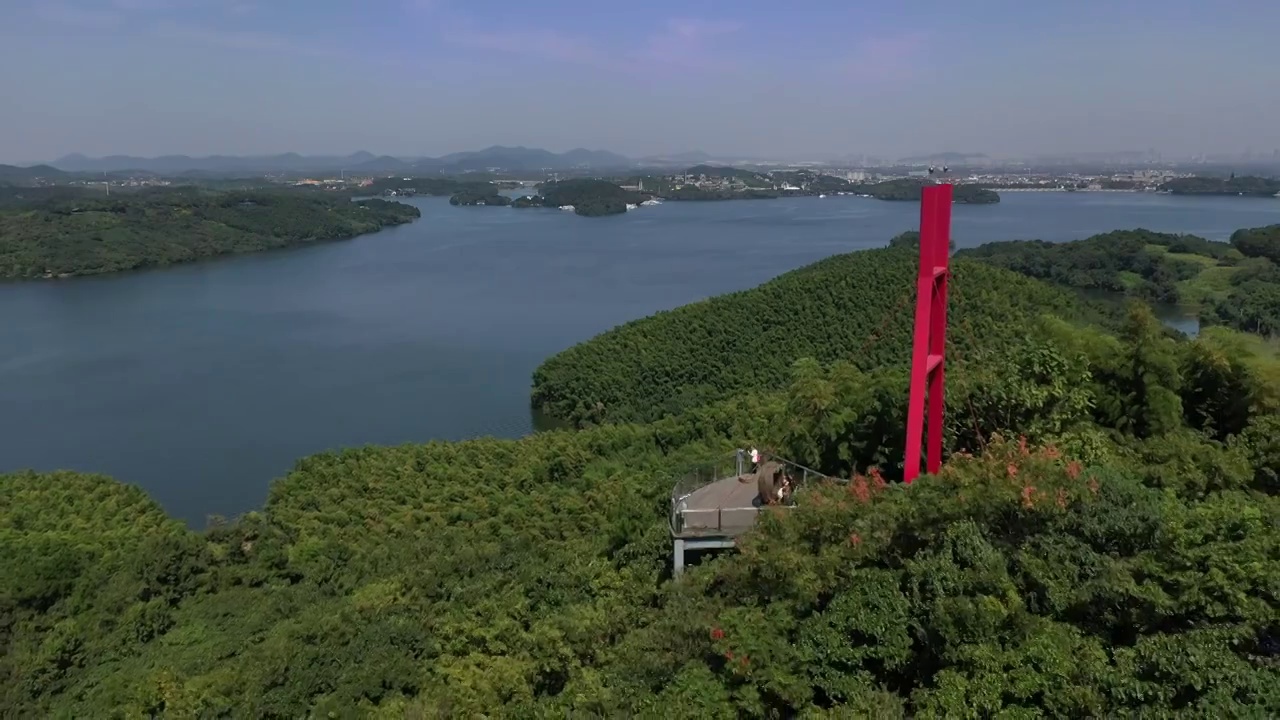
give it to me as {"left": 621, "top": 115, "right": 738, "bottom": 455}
{"left": 532, "top": 244, "right": 1108, "bottom": 427}
{"left": 957, "top": 226, "right": 1280, "bottom": 337}
{"left": 0, "top": 188, "right": 420, "bottom": 279}
{"left": 955, "top": 229, "right": 1240, "bottom": 303}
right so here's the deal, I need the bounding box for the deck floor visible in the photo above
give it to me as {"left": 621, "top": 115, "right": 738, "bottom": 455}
{"left": 673, "top": 474, "right": 762, "bottom": 539}
{"left": 683, "top": 474, "right": 759, "bottom": 511}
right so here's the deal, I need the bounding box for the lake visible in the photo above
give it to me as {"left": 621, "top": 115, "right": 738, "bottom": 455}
{"left": 2, "top": 192, "right": 1277, "bottom": 524}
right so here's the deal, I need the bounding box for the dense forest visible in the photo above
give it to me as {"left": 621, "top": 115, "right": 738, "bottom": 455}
{"left": 531, "top": 243, "right": 1104, "bottom": 427}
{"left": 536, "top": 179, "right": 645, "bottom": 216}
{"left": 4, "top": 231, "right": 1278, "bottom": 716}
{"left": 855, "top": 179, "right": 1001, "bottom": 204}
{"left": 957, "top": 225, "right": 1280, "bottom": 336}
{"left": 448, "top": 189, "right": 511, "bottom": 206}
{"left": 0, "top": 187, "right": 420, "bottom": 279}
{"left": 1161, "top": 175, "right": 1280, "bottom": 197}
{"left": 0, "top": 184, "right": 105, "bottom": 210}
{"left": 511, "top": 194, "right": 545, "bottom": 208}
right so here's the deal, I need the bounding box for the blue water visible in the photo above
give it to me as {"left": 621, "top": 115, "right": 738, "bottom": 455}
{"left": 1, "top": 192, "right": 1276, "bottom": 523}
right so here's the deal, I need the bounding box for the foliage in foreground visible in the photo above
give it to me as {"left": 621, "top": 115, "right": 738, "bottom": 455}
{"left": 630, "top": 439, "right": 1279, "bottom": 718}
{"left": 0, "top": 188, "right": 420, "bottom": 279}
{"left": 2, "top": 290, "right": 1278, "bottom": 716}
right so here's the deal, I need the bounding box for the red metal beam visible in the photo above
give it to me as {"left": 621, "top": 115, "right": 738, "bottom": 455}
{"left": 904, "top": 183, "right": 952, "bottom": 483}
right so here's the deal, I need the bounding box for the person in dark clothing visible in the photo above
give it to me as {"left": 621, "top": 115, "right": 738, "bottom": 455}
{"left": 755, "top": 461, "right": 792, "bottom": 506}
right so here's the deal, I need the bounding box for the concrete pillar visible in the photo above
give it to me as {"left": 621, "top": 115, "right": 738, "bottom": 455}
{"left": 673, "top": 538, "right": 686, "bottom": 578}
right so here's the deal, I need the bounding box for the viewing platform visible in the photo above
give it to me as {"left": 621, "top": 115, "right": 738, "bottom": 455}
{"left": 669, "top": 449, "right": 833, "bottom": 576}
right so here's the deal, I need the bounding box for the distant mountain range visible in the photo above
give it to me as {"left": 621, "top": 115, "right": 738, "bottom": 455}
{"left": 35, "top": 146, "right": 821, "bottom": 177}
{"left": 42, "top": 146, "right": 666, "bottom": 176}
{"left": 13, "top": 147, "right": 1111, "bottom": 180}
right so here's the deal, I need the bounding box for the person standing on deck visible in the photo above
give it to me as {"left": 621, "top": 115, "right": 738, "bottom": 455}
{"left": 749, "top": 447, "right": 760, "bottom": 472}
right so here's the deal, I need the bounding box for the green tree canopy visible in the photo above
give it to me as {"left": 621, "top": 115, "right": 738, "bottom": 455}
{"left": 0, "top": 188, "right": 419, "bottom": 279}
{"left": 3, "top": 231, "right": 1278, "bottom": 717}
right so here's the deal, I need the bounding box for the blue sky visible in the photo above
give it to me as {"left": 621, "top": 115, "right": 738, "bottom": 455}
{"left": 4, "top": 0, "right": 1278, "bottom": 162}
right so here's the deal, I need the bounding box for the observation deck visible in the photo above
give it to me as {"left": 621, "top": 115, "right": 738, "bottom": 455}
{"left": 669, "top": 449, "right": 833, "bottom": 576}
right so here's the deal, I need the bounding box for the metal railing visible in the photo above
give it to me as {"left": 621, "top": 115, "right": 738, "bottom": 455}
{"left": 669, "top": 448, "right": 839, "bottom": 537}
{"left": 669, "top": 452, "right": 741, "bottom": 505}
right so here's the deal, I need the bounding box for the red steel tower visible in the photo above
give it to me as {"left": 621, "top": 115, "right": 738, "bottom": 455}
{"left": 903, "top": 183, "right": 952, "bottom": 483}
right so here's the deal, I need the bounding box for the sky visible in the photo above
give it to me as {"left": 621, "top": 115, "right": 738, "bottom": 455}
{"left": 3, "top": 0, "right": 1279, "bottom": 164}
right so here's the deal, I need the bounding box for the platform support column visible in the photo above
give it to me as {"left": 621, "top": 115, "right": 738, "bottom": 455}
{"left": 904, "top": 183, "right": 953, "bottom": 483}
{"left": 673, "top": 538, "right": 686, "bottom": 578}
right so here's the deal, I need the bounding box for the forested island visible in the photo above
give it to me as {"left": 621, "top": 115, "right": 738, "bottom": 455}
{"left": 5, "top": 234, "right": 1278, "bottom": 717}
{"left": 0, "top": 188, "right": 420, "bottom": 279}
{"left": 1161, "top": 175, "right": 1280, "bottom": 197}
{"left": 511, "top": 194, "right": 545, "bottom": 208}
{"left": 956, "top": 225, "right": 1280, "bottom": 336}
{"left": 856, "top": 178, "right": 1001, "bottom": 204}
{"left": 537, "top": 178, "right": 646, "bottom": 216}
{"left": 448, "top": 189, "right": 510, "bottom": 206}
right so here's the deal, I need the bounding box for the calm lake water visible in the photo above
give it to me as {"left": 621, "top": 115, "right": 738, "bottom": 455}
{"left": 3, "top": 192, "right": 1278, "bottom": 524}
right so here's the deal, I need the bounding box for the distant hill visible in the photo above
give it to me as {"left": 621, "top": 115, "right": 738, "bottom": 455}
{"left": 684, "top": 164, "right": 766, "bottom": 180}
{"left": 0, "top": 164, "right": 69, "bottom": 184}
{"left": 349, "top": 155, "right": 415, "bottom": 173}
{"left": 48, "top": 147, "right": 638, "bottom": 176}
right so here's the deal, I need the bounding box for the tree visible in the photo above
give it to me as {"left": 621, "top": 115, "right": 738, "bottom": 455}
{"left": 1092, "top": 302, "right": 1183, "bottom": 439}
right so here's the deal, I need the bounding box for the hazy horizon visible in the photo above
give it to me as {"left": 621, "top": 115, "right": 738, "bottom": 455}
{"left": 4, "top": 0, "right": 1279, "bottom": 165}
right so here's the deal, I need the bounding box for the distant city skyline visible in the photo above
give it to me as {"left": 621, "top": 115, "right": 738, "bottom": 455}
{"left": 3, "top": 0, "right": 1279, "bottom": 165}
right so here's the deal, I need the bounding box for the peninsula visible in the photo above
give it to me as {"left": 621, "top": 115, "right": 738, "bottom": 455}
{"left": 0, "top": 188, "right": 420, "bottom": 279}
